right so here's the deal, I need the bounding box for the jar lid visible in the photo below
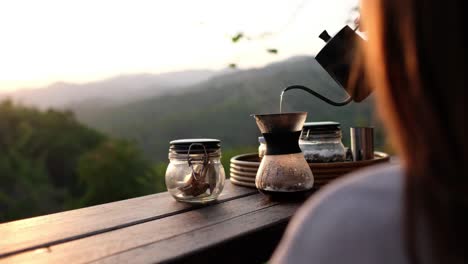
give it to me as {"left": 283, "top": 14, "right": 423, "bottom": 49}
{"left": 170, "top": 138, "right": 221, "bottom": 154}
{"left": 303, "top": 121, "right": 341, "bottom": 132}
{"left": 301, "top": 121, "right": 341, "bottom": 138}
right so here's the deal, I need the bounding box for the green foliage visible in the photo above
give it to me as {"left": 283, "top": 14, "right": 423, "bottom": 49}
{"left": 267, "top": 49, "right": 278, "bottom": 54}
{"left": 0, "top": 100, "right": 106, "bottom": 221}
{"left": 147, "top": 162, "right": 168, "bottom": 193}
{"left": 0, "top": 100, "right": 105, "bottom": 194}
{"left": 0, "top": 100, "right": 162, "bottom": 222}
{"left": 77, "top": 140, "right": 157, "bottom": 206}
{"left": 0, "top": 151, "right": 62, "bottom": 222}
{"left": 231, "top": 32, "right": 244, "bottom": 43}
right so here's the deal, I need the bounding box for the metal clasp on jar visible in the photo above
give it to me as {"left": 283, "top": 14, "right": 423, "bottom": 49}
{"left": 178, "top": 143, "right": 211, "bottom": 196}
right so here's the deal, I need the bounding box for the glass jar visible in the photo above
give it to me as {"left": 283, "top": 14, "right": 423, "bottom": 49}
{"left": 258, "top": 136, "right": 266, "bottom": 159}
{"left": 165, "top": 139, "right": 225, "bottom": 204}
{"left": 299, "top": 121, "right": 346, "bottom": 163}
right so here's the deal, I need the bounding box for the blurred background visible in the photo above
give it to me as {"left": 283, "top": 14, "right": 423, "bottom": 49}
{"left": 0, "top": 0, "right": 388, "bottom": 222}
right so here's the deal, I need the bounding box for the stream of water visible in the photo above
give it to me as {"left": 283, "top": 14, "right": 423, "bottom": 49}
{"left": 279, "top": 91, "right": 285, "bottom": 113}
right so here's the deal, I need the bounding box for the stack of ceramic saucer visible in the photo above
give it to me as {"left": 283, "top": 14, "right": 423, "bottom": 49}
{"left": 229, "top": 154, "right": 260, "bottom": 188}
{"left": 230, "top": 152, "right": 390, "bottom": 189}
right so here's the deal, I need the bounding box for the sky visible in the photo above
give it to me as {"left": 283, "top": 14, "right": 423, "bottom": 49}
{"left": 0, "top": 0, "right": 358, "bottom": 91}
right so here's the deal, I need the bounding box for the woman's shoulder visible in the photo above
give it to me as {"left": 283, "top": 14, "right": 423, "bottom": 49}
{"left": 317, "top": 163, "right": 404, "bottom": 204}
{"left": 272, "top": 164, "right": 407, "bottom": 264}
{"left": 296, "top": 163, "right": 404, "bottom": 227}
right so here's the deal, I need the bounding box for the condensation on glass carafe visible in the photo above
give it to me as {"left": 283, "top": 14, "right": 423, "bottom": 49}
{"left": 255, "top": 153, "right": 314, "bottom": 192}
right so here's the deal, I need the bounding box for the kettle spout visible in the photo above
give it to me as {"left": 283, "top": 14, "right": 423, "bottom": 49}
{"left": 282, "top": 85, "right": 352, "bottom": 107}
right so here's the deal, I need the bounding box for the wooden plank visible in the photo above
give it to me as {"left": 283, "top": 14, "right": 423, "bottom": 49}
{"left": 0, "top": 181, "right": 257, "bottom": 258}
{"left": 0, "top": 194, "right": 299, "bottom": 264}
{"left": 97, "top": 203, "right": 299, "bottom": 264}
{"left": 165, "top": 220, "right": 291, "bottom": 264}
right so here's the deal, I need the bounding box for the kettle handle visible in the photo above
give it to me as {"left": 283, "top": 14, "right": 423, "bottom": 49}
{"left": 283, "top": 85, "right": 352, "bottom": 107}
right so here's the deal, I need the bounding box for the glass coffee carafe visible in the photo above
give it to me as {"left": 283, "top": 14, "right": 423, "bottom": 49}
{"left": 253, "top": 112, "right": 314, "bottom": 198}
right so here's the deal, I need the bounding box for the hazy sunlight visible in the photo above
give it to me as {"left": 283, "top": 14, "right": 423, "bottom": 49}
{"left": 0, "top": 0, "right": 357, "bottom": 91}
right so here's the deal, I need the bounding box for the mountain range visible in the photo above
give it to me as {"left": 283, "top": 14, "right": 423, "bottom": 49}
{"left": 2, "top": 70, "right": 216, "bottom": 108}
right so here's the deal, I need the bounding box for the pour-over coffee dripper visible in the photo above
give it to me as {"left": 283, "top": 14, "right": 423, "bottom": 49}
{"left": 253, "top": 112, "right": 314, "bottom": 196}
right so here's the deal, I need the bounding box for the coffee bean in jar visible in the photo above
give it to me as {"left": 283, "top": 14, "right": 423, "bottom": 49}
{"left": 299, "top": 122, "right": 346, "bottom": 163}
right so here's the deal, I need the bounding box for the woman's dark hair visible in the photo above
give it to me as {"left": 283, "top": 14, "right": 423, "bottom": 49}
{"left": 361, "top": 0, "right": 468, "bottom": 263}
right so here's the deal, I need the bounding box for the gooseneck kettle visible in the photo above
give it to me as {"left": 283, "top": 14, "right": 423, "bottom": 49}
{"left": 284, "top": 25, "right": 372, "bottom": 106}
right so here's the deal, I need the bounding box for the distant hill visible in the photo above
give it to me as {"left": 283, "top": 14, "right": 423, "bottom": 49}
{"left": 71, "top": 56, "right": 382, "bottom": 161}
{"left": 2, "top": 70, "right": 216, "bottom": 108}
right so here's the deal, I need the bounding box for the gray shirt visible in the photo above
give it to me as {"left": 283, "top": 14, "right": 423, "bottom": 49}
{"left": 271, "top": 164, "right": 409, "bottom": 264}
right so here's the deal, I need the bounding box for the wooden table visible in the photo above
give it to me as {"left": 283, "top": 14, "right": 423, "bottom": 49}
{"left": 0, "top": 181, "right": 304, "bottom": 264}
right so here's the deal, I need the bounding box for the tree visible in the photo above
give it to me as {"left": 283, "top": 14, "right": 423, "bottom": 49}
{"left": 0, "top": 151, "right": 62, "bottom": 222}
{"left": 77, "top": 139, "right": 157, "bottom": 206}
{"left": 0, "top": 100, "right": 159, "bottom": 222}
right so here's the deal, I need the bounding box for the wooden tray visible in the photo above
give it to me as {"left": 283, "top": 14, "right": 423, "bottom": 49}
{"left": 230, "top": 152, "right": 390, "bottom": 189}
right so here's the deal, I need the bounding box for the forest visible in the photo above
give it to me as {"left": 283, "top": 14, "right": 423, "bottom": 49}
{"left": 0, "top": 100, "right": 167, "bottom": 222}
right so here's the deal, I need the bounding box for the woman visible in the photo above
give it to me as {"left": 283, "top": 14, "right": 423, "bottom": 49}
{"left": 271, "top": 0, "right": 467, "bottom": 263}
